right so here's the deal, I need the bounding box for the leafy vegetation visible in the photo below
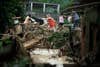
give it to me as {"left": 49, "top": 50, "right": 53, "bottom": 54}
{"left": 47, "top": 31, "right": 69, "bottom": 49}
{"left": 0, "top": 0, "right": 24, "bottom": 33}
{"left": 33, "top": 0, "right": 74, "bottom": 10}
{"left": 0, "top": 0, "right": 27, "bottom": 65}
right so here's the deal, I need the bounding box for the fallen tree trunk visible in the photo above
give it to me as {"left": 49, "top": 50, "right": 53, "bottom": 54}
{"left": 23, "top": 39, "right": 41, "bottom": 49}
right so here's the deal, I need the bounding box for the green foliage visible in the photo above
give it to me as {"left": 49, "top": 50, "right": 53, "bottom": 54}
{"left": 4, "top": 38, "right": 12, "bottom": 45}
{"left": 46, "top": 7, "right": 56, "bottom": 13}
{"left": 5, "top": 55, "right": 31, "bottom": 67}
{"left": 0, "top": 36, "right": 13, "bottom": 49}
{"left": 0, "top": 0, "right": 24, "bottom": 33}
{"left": 33, "top": 0, "right": 74, "bottom": 10}
{"left": 48, "top": 31, "right": 69, "bottom": 49}
{"left": 14, "top": 57, "right": 30, "bottom": 67}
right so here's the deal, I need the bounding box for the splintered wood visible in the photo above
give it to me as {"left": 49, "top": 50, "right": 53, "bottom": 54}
{"left": 23, "top": 35, "right": 45, "bottom": 49}
{"left": 23, "top": 39, "right": 40, "bottom": 49}
{"left": 13, "top": 23, "right": 77, "bottom": 64}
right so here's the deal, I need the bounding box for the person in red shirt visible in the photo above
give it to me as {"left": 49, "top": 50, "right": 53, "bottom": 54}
{"left": 46, "top": 14, "right": 56, "bottom": 32}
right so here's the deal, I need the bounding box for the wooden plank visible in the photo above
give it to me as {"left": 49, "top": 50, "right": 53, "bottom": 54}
{"left": 93, "top": 28, "right": 97, "bottom": 53}
{"left": 80, "top": 15, "right": 85, "bottom": 58}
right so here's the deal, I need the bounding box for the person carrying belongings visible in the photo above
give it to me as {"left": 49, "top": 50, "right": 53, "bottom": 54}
{"left": 24, "top": 15, "right": 31, "bottom": 24}
{"left": 23, "top": 15, "right": 33, "bottom": 32}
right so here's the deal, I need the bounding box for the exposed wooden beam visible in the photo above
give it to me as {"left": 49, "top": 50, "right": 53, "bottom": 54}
{"left": 62, "top": 2, "right": 100, "bottom": 13}
{"left": 93, "top": 27, "right": 97, "bottom": 53}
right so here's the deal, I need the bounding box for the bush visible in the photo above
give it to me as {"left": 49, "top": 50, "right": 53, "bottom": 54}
{"left": 47, "top": 31, "right": 69, "bottom": 49}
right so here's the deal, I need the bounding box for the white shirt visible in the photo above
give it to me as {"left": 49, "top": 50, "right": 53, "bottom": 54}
{"left": 59, "top": 16, "right": 64, "bottom": 23}
{"left": 14, "top": 19, "right": 19, "bottom": 24}
{"left": 68, "top": 16, "right": 72, "bottom": 23}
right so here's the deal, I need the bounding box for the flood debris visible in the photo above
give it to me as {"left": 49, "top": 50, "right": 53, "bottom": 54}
{"left": 3, "top": 23, "right": 81, "bottom": 64}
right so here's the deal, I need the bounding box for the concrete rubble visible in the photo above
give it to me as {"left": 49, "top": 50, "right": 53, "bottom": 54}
{"left": 29, "top": 48, "right": 75, "bottom": 65}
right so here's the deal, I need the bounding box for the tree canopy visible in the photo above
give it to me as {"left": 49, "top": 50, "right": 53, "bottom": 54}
{"left": 33, "top": 0, "right": 74, "bottom": 10}
{"left": 0, "top": 0, "right": 24, "bottom": 33}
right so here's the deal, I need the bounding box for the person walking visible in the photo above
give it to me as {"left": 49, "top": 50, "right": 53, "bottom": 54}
{"left": 46, "top": 14, "right": 56, "bottom": 32}
{"left": 72, "top": 11, "right": 80, "bottom": 28}
{"left": 58, "top": 15, "right": 64, "bottom": 26}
